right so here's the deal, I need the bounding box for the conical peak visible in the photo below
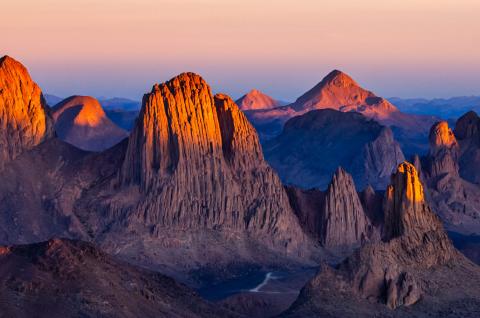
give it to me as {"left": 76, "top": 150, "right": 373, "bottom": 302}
{"left": 429, "top": 121, "right": 458, "bottom": 152}
{"left": 321, "top": 69, "right": 358, "bottom": 88}
{"left": 0, "top": 55, "right": 24, "bottom": 69}
{"left": 53, "top": 95, "right": 106, "bottom": 127}
{"left": 235, "top": 88, "right": 280, "bottom": 110}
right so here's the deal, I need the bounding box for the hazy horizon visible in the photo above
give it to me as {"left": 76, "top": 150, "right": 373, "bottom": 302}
{"left": 3, "top": 0, "right": 480, "bottom": 100}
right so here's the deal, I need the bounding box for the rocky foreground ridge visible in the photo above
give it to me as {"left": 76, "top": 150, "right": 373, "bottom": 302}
{"left": 282, "top": 162, "right": 480, "bottom": 317}
{"left": 0, "top": 238, "right": 237, "bottom": 318}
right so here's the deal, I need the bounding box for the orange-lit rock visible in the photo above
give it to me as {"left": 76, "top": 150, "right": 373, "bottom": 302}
{"left": 52, "top": 95, "right": 127, "bottom": 151}
{"left": 0, "top": 55, "right": 53, "bottom": 170}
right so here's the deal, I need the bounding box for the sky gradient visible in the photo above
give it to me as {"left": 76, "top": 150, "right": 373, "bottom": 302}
{"left": 2, "top": 0, "right": 480, "bottom": 101}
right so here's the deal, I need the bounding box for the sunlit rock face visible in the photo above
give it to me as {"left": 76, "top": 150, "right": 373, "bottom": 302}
{"left": 383, "top": 162, "right": 439, "bottom": 240}
{"left": 120, "top": 73, "right": 303, "bottom": 240}
{"left": 235, "top": 89, "right": 284, "bottom": 111}
{"left": 425, "top": 121, "right": 459, "bottom": 178}
{"left": 0, "top": 56, "right": 53, "bottom": 171}
{"left": 282, "top": 162, "right": 480, "bottom": 317}
{"left": 77, "top": 72, "right": 314, "bottom": 269}
{"left": 52, "top": 96, "right": 128, "bottom": 151}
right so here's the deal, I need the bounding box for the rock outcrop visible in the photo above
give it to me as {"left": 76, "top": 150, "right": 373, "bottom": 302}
{"left": 0, "top": 238, "right": 237, "bottom": 318}
{"left": 287, "top": 168, "right": 373, "bottom": 251}
{"left": 281, "top": 162, "right": 480, "bottom": 317}
{"left": 235, "top": 89, "right": 285, "bottom": 111}
{"left": 264, "top": 109, "right": 405, "bottom": 190}
{"left": 73, "top": 72, "right": 313, "bottom": 275}
{"left": 0, "top": 55, "right": 53, "bottom": 170}
{"left": 321, "top": 168, "right": 372, "bottom": 248}
{"left": 52, "top": 95, "right": 128, "bottom": 151}
{"left": 425, "top": 121, "right": 459, "bottom": 178}
{"left": 455, "top": 111, "right": 480, "bottom": 184}
{"left": 420, "top": 118, "right": 480, "bottom": 235}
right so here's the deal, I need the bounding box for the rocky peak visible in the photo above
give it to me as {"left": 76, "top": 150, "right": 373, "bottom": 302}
{"left": 382, "top": 162, "right": 453, "bottom": 253}
{"left": 429, "top": 121, "right": 458, "bottom": 154}
{"left": 321, "top": 167, "right": 371, "bottom": 248}
{"left": 235, "top": 89, "right": 283, "bottom": 111}
{"left": 321, "top": 69, "right": 359, "bottom": 88}
{"left": 117, "top": 72, "right": 307, "bottom": 254}
{"left": 426, "top": 121, "right": 459, "bottom": 178}
{"left": 454, "top": 110, "right": 480, "bottom": 141}
{"left": 0, "top": 55, "right": 53, "bottom": 170}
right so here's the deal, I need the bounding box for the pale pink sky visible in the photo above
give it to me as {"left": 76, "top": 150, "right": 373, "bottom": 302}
{"left": 2, "top": 0, "right": 480, "bottom": 100}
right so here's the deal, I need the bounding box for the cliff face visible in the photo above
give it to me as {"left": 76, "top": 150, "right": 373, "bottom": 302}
{"left": 321, "top": 168, "right": 372, "bottom": 248}
{"left": 119, "top": 73, "right": 299, "bottom": 237}
{"left": 0, "top": 56, "right": 53, "bottom": 170}
{"left": 287, "top": 168, "right": 373, "bottom": 251}
{"left": 282, "top": 163, "right": 480, "bottom": 317}
{"left": 52, "top": 95, "right": 128, "bottom": 151}
{"left": 264, "top": 109, "right": 404, "bottom": 190}
{"left": 73, "top": 73, "right": 313, "bottom": 273}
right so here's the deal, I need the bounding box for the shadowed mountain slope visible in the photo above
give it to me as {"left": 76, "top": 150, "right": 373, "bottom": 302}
{"left": 264, "top": 109, "right": 405, "bottom": 190}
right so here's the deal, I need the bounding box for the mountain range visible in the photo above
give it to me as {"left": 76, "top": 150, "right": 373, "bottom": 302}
{"left": 1, "top": 55, "right": 480, "bottom": 317}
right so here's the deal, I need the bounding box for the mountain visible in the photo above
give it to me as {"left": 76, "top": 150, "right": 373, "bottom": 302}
{"left": 0, "top": 67, "right": 317, "bottom": 284}
{"left": 80, "top": 73, "right": 315, "bottom": 277}
{"left": 245, "top": 70, "right": 437, "bottom": 156}
{"left": 98, "top": 97, "right": 141, "bottom": 111}
{"left": 264, "top": 109, "right": 405, "bottom": 190}
{"left": 52, "top": 96, "right": 128, "bottom": 151}
{"left": 105, "top": 109, "right": 139, "bottom": 131}
{"left": 44, "top": 93, "right": 63, "bottom": 106}
{"left": 0, "top": 238, "right": 237, "bottom": 318}
{"left": 235, "top": 89, "right": 287, "bottom": 111}
{"left": 390, "top": 96, "right": 480, "bottom": 119}
{"left": 0, "top": 55, "right": 54, "bottom": 171}
{"left": 282, "top": 162, "right": 480, "bottom": 317}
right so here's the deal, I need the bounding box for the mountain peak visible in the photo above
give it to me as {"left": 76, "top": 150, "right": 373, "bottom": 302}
{"left": 321, "top": 69, "right": 358, "bottom": 88}
{"left": 291, "top": 69, "right": 398, "bottom": 117}
{"left": 53, "top": 95, "right": 106, "bottom": 127}
{"left": 235, "top": 88, "right": 283, "bottom": 111}
{"left": 52, "top": 95, "right": 127, "bottom": 151}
